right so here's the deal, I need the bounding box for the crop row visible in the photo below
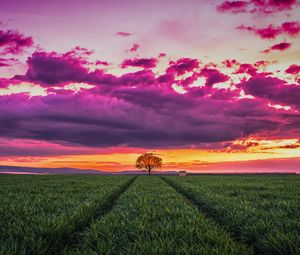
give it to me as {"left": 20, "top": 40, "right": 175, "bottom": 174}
{"left": 0, "top": 175, "right": 135, "bottom": 255}
{"left": 65, "top": 176, "right": 251, "bottom": 255}
{"left": 164, "top": 175, "right": 300, "bottom": 255}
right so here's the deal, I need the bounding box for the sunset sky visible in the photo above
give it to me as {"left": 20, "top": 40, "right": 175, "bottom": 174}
{"left": 0, "top": 0, "right": 300, "bottom": 172}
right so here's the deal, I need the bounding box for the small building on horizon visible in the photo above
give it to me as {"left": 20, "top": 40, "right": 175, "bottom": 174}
{"left": 178, "top": 170, "right": 187, "bottom": 176}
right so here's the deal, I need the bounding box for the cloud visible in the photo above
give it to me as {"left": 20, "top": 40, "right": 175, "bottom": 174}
{"left": 121, "top": 58, "right": 157, "bottom": 69}
{"left": 241, "top": 75, "right": 300, "bottom": 108}
{"left": 1, "top": 49, "right": 300, "bottom": 150}
{"left": 286, "top": 64, "right": 300, "bottom": 74}
{"left": 217, "top": 1, "right": 248, "bottom": 14}
{"left": 263, "top": 42, "right": 291, "bottom": 53}
{"left": 166, "top": 58, "right": 200, "bottom": 75}
{"left": 282, "top": 21, "right": 300, "bottom": 36}
{"left": 115, "top": 31, "right": 132, "bottom": 37}
{"left": 217, "top": 0, "right": 298, "bottom": 14}
{"left": 234, "top": 63, "right": 257, "bottom": 76}
{"left": 237, "top": 25, "right": 281, "bottom": 39}
{"left": 22, "top": 51, "right": 90, "bottom": 85}
{"left": 279, "top": 140, "right": 300, "bottom": 149}
{"left": 237, "top": 22, "right": 300, "bottom": 39}
{"left": 0, "top": 90, "right": 286, "bottom": 149}
{"left": 96, "top": 60, "right": 109, "bottom": 66}
{"left": 0, "top": 29, "right": 33, "bottom": 55}
{"left": 200, "top": 68, "right": 230, "bottom": 87}
{"left": 129, "top": 43, "right": 139, "bottom": 52}
{"left": 0, "top": 57, "right": 18, "bottom": 67}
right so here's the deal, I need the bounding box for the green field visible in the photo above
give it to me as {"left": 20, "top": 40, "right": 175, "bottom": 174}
{"left": 0, "top": 174, "right": 299, "bottom": 255}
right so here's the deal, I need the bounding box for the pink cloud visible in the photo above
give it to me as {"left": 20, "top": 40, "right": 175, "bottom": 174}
{"left": 0, "top": 57, "right": 18, "bottom": 67}
{"left": 286, "top": 64, "right": 300, "bottom": 75}
{"left": 237, "top": 25, "right": 281, "bottom": 39}
{"left": 121, "top": 58, "right": 157, "bottom": 69}
{"left": 252, "top": 0, "right": 297, "bottom": 13}
{"left": 217, "top": 1, "right": 248, "bottom": 14}
{"left": 115, "top": 31, "right": 132, "bottom": 37}
{"left": 217, "top": 0, "right": 298, "bottom": 14}
{"left": 270, "top": 42, "right": 291, "bottom": 50}
{"left": 222, "top": 59, "right": 239, "bottom": 68}
{"left": 237, "top": 22, "right": 300, "bottom": 39}
{"left": 129, "top": 43, "right": 139, "bottom": 52}
{"left": 167, "top": 58, "right": 200, "bottom": 75}
{"left": 234, "top": 63, "right": 258, "bottom": 76}
{"left": 96, "top": 60, "right": 109, "bottom": 66}
{"left": 282, "top": 21, "right": 300, "bottom": 36}
{"left": 0, "top": 29, "right": 33, "bottom": 55}
{"left": 263, "top": 42, "right": 291, "bottom": 53}
{"left": 200, "top": 68, "right": 230, "bottom": 87}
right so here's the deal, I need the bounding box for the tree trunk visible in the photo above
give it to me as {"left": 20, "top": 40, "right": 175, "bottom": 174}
{"left": 148, "top": 169, "right": 151, "bottom": 175}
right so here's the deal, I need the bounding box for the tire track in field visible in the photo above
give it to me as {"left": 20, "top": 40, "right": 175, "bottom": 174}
{"left": 160, "top": 176, "right": 255, "bottom": 254}
{"left": 47, "top": 175, "right": 138, "bottom": 255}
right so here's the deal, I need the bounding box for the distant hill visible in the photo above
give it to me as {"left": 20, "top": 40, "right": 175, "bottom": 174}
{"left": 0, "top": 165, "right": 178, "bottom": 175}
{"left": 0, "top": 165, "right": 107, "bottom": 175}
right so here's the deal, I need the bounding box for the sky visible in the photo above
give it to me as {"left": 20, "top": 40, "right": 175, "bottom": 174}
{"left": 0, "top": 0, "right": 300, "bottom": 172}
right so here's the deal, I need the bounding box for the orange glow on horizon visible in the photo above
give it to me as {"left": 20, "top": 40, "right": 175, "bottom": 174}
{"left": 1, "top": 138, "right": 299, "bottom": 172}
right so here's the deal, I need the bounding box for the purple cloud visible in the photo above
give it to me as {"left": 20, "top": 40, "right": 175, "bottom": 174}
{"left": 121, "top": 58, "right": 157, "bottom": 69}
{"left": 200, "top": 68, "right": 230, "bottom": 87}
{"left": 167, "top": 58, "right": 200, "bottom": 75}
{"left": 1, "top": 49, "right": 300, "bottom": 149}
{"left": 241, "top": 75, "right": 300, "bottom": 108}
{"left": 0, "top": 29, "right": 33, "bottom": 55}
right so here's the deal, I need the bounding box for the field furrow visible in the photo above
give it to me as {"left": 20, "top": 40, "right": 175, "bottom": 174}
{"left": 0, "top": 175, "right": 135, "bottom": 255}
{"left": 163, "top": 175, "right": 300, "bottom": 255}
{"left": 65, "top": 176, "right": 251, "bottom": 255}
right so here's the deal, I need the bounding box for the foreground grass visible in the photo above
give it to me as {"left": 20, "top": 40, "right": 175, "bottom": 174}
{"left": 164, "top": 175, "right": 300, "bottom": 255}
{"left": 65, "top": 176, "right": 251, "bottom": 255}
{"left": 0, "top": 175, "right": 134, "bottom": 255}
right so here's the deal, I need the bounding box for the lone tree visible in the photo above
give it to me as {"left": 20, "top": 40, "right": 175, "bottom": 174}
{"left": 136, "top": 153, "right": 162, "bottom": 175}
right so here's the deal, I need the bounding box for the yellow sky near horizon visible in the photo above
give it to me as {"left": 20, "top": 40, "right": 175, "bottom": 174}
{"left": 1, "top": 138, "right": 299, "bottom": 171}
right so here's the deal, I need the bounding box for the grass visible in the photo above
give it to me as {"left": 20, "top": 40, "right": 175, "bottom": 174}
{"left": 65, "top": 176, "right": 251, "bottom": 255}
{"left": 0, "top": 174, "right": 135, "bottom": 255}
{"left": 0, "top": 174, "right": 298, "bottom": 254}
{"left": 164, "top": 175, "right": 300, "bottom": 255}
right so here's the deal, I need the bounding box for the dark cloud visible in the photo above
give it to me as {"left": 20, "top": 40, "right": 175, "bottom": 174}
{"left": 1, "top": 50, "right": 300, "bottom": 149}
{"left": 241, "top": 76, "right": 300, "bottom": 108}
{"left": 24, "top": 51, "right": 89, "bottom": 85}
{"left": 0, "top": 90, "right": 286, "bottom": 148}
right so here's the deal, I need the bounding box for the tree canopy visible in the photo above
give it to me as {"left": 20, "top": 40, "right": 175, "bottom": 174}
{"left": 136, "top": 153, "right": 162, "bottom": 175}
